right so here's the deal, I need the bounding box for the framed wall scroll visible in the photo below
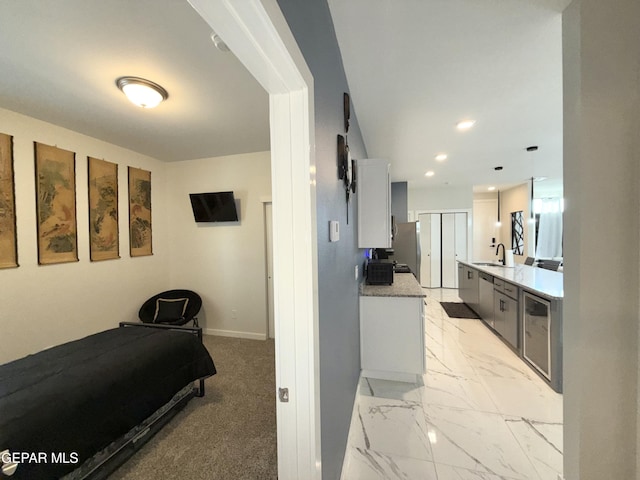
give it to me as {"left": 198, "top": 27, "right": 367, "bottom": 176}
{"left": 0, "top": 133, "right": 18, "bottom": 268}
{"left": 34, "top": 142, "right": 79, "bottom": 265}
{"left": 88, "top": 157, "right": 119, "bottom": 261}
{"left": 128, "top": 166, "right": 152, "bottom": 257}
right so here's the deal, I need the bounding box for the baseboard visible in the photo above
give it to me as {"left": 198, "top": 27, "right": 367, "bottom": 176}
{"left": 204, "top": 328, "right": 267, "bottom": 341}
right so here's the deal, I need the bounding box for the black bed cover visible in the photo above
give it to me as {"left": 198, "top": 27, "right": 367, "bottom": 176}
{"left": 0, "top": 327, "right": 216, "bottom": 479}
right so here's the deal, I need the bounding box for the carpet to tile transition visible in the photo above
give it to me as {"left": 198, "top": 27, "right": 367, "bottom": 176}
{"left": 109, "top": 335, "right": 277, "bottom": 480}
{"left": 439, "top": 302, "right": 481, "bottom": 319}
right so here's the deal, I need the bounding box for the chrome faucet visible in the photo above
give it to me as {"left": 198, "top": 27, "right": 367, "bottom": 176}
{"left": 496, "top": 243, "right": 506, "bottom": 264}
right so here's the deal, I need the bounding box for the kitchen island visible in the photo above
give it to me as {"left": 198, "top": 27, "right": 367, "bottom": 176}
{"left": 457, "top": 260, "right": 563, "bottom": 392}
{"left": 359, "top": 273, "right": 426, "bottom": 383}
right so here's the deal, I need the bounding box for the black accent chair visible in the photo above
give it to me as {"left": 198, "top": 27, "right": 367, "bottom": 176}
{"left": 139, "top": 289, "right": 202, "bottom": 327}
{"left": 524, "top": 256, "right": 536, "bottom": 266}
{"left": 538, "top": 260, "right": 561, "bottom": 271}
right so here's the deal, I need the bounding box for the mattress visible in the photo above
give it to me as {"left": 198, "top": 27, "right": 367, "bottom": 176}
{"left": 0, "top": 327, "right": 216, "bottom": 479}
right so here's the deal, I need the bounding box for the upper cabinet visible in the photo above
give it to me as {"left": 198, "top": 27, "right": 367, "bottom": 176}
{"left": 357, "top": 159, "right": 391, "bottom": 248}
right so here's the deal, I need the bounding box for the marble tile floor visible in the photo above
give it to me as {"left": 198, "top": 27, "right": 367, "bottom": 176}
{"left": 341, "top": 288, "right": 563, "bottom": 480}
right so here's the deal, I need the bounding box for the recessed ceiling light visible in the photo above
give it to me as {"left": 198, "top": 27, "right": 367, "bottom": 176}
{"left": 425, "top": 171, "right": 435, "bottom": 177}
{"left": 488, "top": 186, "right": 496, "bottom": 191}
{"left": 456, "top": 120, "right": 475, "bottom": 130}
{"left": 116, "top": 77, "right": 168, "bottom": 108}
{"left": 435, "top": 153, "right": 448, "bottom": 161}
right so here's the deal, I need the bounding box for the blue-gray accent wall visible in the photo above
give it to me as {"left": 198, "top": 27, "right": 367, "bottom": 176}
{"left": 275, "top": 1, "right": 368, "bottom": 478}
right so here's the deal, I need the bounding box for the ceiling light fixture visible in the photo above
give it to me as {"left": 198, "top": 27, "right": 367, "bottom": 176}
{"left": 425, "top": 170, "right": 435, "bottom": 177}
{"left": 435, "top": 153, "right": 448, "bottom": 161}
{"left": 496, "top": 190, "right": 502, "bottom": 227}
{"left": 526, "top": 146, "right": 539, "bottom": 223}
{"left": 116, "top": 77, "right": 168, "bottom": 109}
{"left": 456, "top": 120, "right": 475, "bottom": 130}
{"left": 488, "top": 186, "right": 496, "bottom": 191}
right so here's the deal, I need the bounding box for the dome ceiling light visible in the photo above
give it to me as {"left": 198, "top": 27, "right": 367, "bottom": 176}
{"left": 116, "top": 76, "right": 168, "bottom": 109}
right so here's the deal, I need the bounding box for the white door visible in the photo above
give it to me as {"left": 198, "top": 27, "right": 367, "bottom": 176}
{"left": 441, "top": 213, "right": 456, "bottom": 288}
{"left": 473, "top": 199, "right": 498, "bottom": 261}
{"left": 265, "top": 203, "right": 275, "bottom": 339}
{"left": 454, "top": 212, "right": 468, "bottom": 287}
{"left": 419, "top": 213, "right": 441, "bottom": 287}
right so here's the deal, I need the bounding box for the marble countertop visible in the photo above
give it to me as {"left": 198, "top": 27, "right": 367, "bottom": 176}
{"left": 458, "top": 260, "right": 564, "bottom": 299}
{"left": 360, "top": 272, "right": 426, "bottom": 298}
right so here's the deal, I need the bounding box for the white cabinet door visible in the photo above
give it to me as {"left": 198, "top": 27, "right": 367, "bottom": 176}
{"left": 360, "top": 295, "right": 424, "bottom": 382}
{"left": 442, "top": 212, "right": 468, "bottom": 288}
{"left": 419, "top": 213, "right": 441, "bottom": 287}
{"left": 422, "top": 212, "right": 468, "bottom": 288}
{"left": 357, "top": 159, "right": 391, "bottom": 248}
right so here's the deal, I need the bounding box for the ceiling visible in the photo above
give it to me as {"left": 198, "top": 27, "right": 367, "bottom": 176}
{"left": 0, "top": 0, "right": 568, "bottom": 196}
{"left": 328, "top": 0, "right": 569, "bottom": 195}
{"left": 0, "top": 0, "right": 269, "bottom": 162}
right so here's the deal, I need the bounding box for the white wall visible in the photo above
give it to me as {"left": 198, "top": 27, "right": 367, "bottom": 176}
{"left": 563, "top": 1, "right": 640, "bottom": 478}
{"left": 0, "top": 108, "right": 169, "bottom": 363}
{"left": 166, "top": 151, "right": 272, "bottom": 339}
{"left": 498, "top": 183, "right": 533, "bottom": 262}
{"left": 408, "top": 185, "right": 473, "bottom": 214}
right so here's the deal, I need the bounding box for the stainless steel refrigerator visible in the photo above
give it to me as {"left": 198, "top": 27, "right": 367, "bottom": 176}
{"left": 392, "top": 221, "right": 421, "bottom": 282}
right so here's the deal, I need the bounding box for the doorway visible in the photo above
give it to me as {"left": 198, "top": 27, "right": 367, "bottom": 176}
{"left": 473, "top": 198, "right": 499, "bottom": 262}
{"left": 417, "top": 210, "right": 470, "bottom": 288}
{"left": 188, "top": 2, "right": 320, "bottom": 479}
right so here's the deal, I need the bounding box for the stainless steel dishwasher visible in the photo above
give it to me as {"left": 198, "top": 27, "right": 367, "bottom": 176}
{"left": 478, "top": 272, "right": 494, "bottom": 327}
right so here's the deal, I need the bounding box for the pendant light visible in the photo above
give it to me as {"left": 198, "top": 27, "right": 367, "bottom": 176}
{"left": 496, "top": 190, "right": 501, "bottom": 227}
{"left": 530, "top": 176, "right": 535, "bottom": 222}
{"left": 526, "top": 146, "right": 538, "bottom": 223}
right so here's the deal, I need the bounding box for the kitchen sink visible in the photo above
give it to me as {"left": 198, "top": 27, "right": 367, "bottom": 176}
{"left": 473, "top": 262, "right": 504, "bottom": 267}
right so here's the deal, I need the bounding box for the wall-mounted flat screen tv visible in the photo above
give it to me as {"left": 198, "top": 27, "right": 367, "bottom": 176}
{"left": 189, "top": 191, "right": 239, "bottom": 222}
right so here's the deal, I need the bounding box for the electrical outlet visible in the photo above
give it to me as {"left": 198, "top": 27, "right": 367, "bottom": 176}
{"left": 231, "top": 309, "right": 237, "bottom": 319}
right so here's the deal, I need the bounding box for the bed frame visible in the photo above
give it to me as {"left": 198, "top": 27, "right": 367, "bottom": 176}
{"left": 0, "top": 322, "right": 215, "bottom": 480}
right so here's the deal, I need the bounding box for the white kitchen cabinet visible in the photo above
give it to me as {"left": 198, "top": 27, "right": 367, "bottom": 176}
{"left": 359, "top": 273, "right": 426, "bottom": 383}
{"left": 357, "top": 159, "right": 391, "bottom": 248}
{"left": 360, "top": 295, "right": 425, "bottom": 382}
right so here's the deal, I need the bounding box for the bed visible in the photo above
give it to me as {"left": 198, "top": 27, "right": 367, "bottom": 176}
{"left": 0, "top": 323, "right": 216, "bottom": 479}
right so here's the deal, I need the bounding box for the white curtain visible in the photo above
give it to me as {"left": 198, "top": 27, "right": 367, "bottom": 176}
{"left": 535, "top": 198, "right": 563, "bottom": 259}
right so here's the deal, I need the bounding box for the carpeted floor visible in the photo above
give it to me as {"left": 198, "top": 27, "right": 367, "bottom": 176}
{"left": 110, "top": 335, "right": 277, "bottom": 480}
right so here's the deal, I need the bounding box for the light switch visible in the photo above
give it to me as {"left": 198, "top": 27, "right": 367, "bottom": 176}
{"left": 329, "top": 220, "right": 340, "bottom": 242}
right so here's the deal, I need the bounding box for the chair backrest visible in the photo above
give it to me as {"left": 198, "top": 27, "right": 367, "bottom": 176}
{"left": 539, "top": 260, "right": 561, "bottom": 271}
{"left": 139, "top": 289, "right": 202, "bottom": 325}
{"left": 524, "top": 256, "right": 535, "bottom": 266}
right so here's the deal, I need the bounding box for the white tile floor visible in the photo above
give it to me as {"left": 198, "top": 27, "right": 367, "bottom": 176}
{"left": 341, "top": 288, "right": 563, "bottom": 480}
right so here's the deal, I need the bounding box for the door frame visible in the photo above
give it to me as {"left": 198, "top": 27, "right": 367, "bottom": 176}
{"left": 262, "top": 200, "right": 275, "bottom": 339}
{"left": 187, "top": 1, "right": 320, "bottom": 479}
